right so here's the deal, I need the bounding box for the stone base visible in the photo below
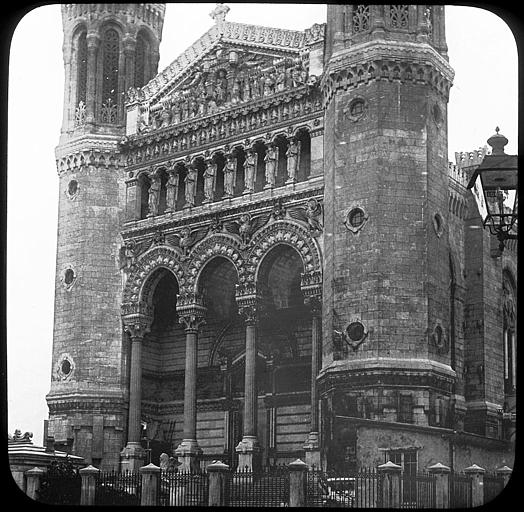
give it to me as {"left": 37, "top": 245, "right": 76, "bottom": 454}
{"left": 303, "top": 431, "right": 321, "bottom": 469}
{"left": 175, "top": 439, "right": 202, "bottom": 472}
{"left": 235, "top": 436, "right": 261, "bottom": 472}
{"left": 120, "top": 442, "right": 146, "bottom": 472}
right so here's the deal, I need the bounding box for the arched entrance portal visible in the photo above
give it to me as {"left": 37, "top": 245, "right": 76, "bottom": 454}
{"left": 139, "top": 268, "right": 186, "bottom": 464}
{"left": 255, "top": 244, "right": 313, "bottom": 465}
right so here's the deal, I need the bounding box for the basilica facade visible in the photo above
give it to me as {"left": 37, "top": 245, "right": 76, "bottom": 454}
{"left": 47, "top": 4, "right": 516, "bottom": 473}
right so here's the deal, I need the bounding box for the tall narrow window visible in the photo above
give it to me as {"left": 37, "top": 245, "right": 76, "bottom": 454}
{"left": 101, "top": 28, "right": 120, "bottom": 124}
{"left": 449, "top": 255, "right": 457, "bottom": 370}
{"left": 502, "top": 272, "right": 516, "bottom": 395}
{"left": 75, "top": 31, "right": 87, "bottom": 125}
{"left": 134, "top": 32, "right": 147, "bottom": 88}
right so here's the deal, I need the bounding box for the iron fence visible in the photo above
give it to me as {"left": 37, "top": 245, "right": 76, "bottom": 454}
{"left": 307, "top": 467, "right": 383, "bottom": 508}
{"left": 400, "top": 472, "right": 436, "bottom": 509}
{"left": 483, "top": 472, "right": 505, "bottom": 504}
{"left": 95, "top": 469, "right": 141, "bottom": 506}
{"left": 158, "top": 469, "right": 208, "bottom": 506}
{"left": 226, "top": 465, "right": 290, "bottom": 507}
{"left": 449, "top": 471, "right": 472, "bottom": 509}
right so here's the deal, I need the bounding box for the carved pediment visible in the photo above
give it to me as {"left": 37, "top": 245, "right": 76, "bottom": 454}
{"left": 126, "top": 14, "right": 325, "bottom": 134}
{"left": 143, "top": 47, "right": 310, "bottom": 132}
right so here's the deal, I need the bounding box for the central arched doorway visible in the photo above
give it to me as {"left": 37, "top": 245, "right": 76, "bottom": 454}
{"left": 256, "top": 244, "right": 313, "bottom": 465}
{"left": 139, "top": 267, "right": 184, "bottom": 464}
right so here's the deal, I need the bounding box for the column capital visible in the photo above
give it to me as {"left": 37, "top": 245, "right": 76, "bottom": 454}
{"left": 177, "top": 293, "right": 207, "bottom": 332}
{"left": 86, "top": 32, "right": 100, "bottom": 49}
{"left": 304, "top": 295, "right": 322, "bottom": 316}
{"left": 123, "top": 319, "right": 152, "bottom": 340}
{"left": 122, "top": 301, "right": 153, "bottom": 340}
{"left": 238, "top": 304, "right": 259, "bottom": 325}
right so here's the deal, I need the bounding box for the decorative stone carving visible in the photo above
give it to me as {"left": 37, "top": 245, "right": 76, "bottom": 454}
{"left": 184, "top": 163, "right": 198, "bottom": 207}
{"left": 147, "top": 173, "right": 161, "bottom": 217}
{"left": 9, "top": 430, "right": 34, "bottom": 443}
{"left": 243, "top": 148, "right": 257, "bottom": 194}
{"left": 223, "top": 153, "right": 237, "bottom": 197}
{"left": 165, "top": 169, "right": 179, "bottom": 212}
{"left": 203, "top": 158, "right": 217, "bottom": 203}
{"left": 288, "top": 198, "right": 323, "bottom": 235}
{"left": 285, "top": 138, "right": 300, "bottom": 183}
{"left": 263, "top": 143, "right": 278, "bottom": 189}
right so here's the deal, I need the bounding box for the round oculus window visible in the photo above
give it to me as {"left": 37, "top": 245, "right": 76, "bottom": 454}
{"left": 346, "top": 321, "right": 365, "bottom": 342}
{"left": 348, "top": 208, "right": 365, "bottom": 228}
{"left": 64, "top": 268, "right": 75, "bottom": 285}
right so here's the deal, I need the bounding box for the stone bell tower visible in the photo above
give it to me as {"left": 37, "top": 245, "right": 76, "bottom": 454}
{"left": 320, "top": 6, "right": 458, "bottom": 469}
{"left": 47, "top": 4, "right": 165, "bottom": 470}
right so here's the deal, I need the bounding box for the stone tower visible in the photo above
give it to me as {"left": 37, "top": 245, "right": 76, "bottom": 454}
{"left": 319, "top": 6, "right": 458, "bottom": 469}
{"left": 48, "top": 3, "right": 165, "bottom": 470}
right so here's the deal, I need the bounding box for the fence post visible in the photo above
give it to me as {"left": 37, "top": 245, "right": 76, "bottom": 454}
{"left": 289, "top": 459, "right": 308, "bottom": 507}
{"left": 79, "top": 465, "right": 100, "bottom": 505}
{"left": 427, "top": 462, "right": 450, "bottom": 508}
{"left": 464, "top": 463, "right": 485, "bottom": 507}
{"left": 25, "top": 467, "right": 44, "bottom": 501}
{"left": 377, "top": 461, "right": 402, "bottom": 508}
{"left": 495, "top": 465, "right": 512, "bottom": 488}
{"left": 140, "top": 463, "right": 161, "bottom": 506}
{"left": 207, "top": 461, "right": 230, "bottom": 506}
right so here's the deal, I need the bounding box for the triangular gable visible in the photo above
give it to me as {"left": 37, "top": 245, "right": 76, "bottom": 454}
{"left": 139, "top": 20, "right": 311, "bottom": 107}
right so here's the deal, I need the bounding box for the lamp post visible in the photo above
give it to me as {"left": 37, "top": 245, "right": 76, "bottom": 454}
{"left": 466, "top": 128, "right": 518, "bottom": 252}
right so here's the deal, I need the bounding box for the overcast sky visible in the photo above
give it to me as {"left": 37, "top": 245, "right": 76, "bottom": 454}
{"left": 7, "top": 4, "right": 519, "bottom": 446}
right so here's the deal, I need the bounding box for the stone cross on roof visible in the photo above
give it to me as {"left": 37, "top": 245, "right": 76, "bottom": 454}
{"left": 210, "top": 3, "right": 230, "bottom": 24}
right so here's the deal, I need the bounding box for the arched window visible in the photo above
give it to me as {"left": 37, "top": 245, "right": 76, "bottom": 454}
{"left": 101, "top": 28, "right": 120, "bottom": 123}
{"left": 502, "top": 271, "right": 517, "bottom": 394}
{"left": 75, "top": 30, "right": 87, "bottom": 116}
{"left": 134, "top": 32, "right": 148, "bottom": 88}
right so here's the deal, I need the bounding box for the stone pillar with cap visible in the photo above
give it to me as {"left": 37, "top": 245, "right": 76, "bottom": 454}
{"left": 377, "top": 461, "right": 402, "bottom": 508}
{"left": 207, "top": 460, "right": 231, "bottom": 506}
{"left": 464, "top": 463, "right": 485, "bottom": 507}
{"left": 80, "top": 465, "right": 100, "bottom": 505}
{"left": 495, "top": 465, "right": 512, "bottom": 488}
{"left": 25, "top": 467, "right": 45, "bottom": 501}
{"left": 121, "top": 306, "right": 153, "bottom": 471}
{"left": 427, "top": 462, "right": 451, "bottom": 508}
{"left": 140, "top": 463, "right": 161, "bottom": 506}
{"left": 289, "top": 459, "right": 308, "bottom": 507}
{"left": 175, "top": 295, "right": 207, "bottom": 472}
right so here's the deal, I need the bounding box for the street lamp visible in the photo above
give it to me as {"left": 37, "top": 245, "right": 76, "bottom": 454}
{"left": 466, "top": 128, "right": 518, "bottom": 252}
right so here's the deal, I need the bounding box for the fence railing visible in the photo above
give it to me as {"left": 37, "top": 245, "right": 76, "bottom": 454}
{"left": 226, "top": 465, "right": 290, "bottom": 507}
{"left": 95, "top": 469, "right": 141, "bottom": 506}
{"left": 449, "top": 471, "right": 472, "bottom": 508}
{"left": 25, "top": 459, "right": 510, "bottom": 508}
{"left": 483, "top": 472, "right": 505, "bottom": 505}
{"left": 400, "top": 472, "right": 436, "bottom": 509}
{"left": 159, "top": 469, "right": 208, "bottom": 506}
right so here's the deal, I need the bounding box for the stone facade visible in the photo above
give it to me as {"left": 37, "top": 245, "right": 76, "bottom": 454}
{"left": 48, "top": 4, "right": 516, "bottom": 474}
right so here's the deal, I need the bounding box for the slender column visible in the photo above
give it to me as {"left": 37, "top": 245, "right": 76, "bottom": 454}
{"left": 304, "top": 296, "right": 322, "bottom": 468}
{"left": 85, "top": 32, "right": 100, "bottom": 125}
{"left": 120, "top": 315, "right": 151, "bottom": 471}
{"left": 236, "top": 303, "right": 261, "bottom": 471}
{"left": 175, "top": 303, "right": 206, "bottom": 472}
